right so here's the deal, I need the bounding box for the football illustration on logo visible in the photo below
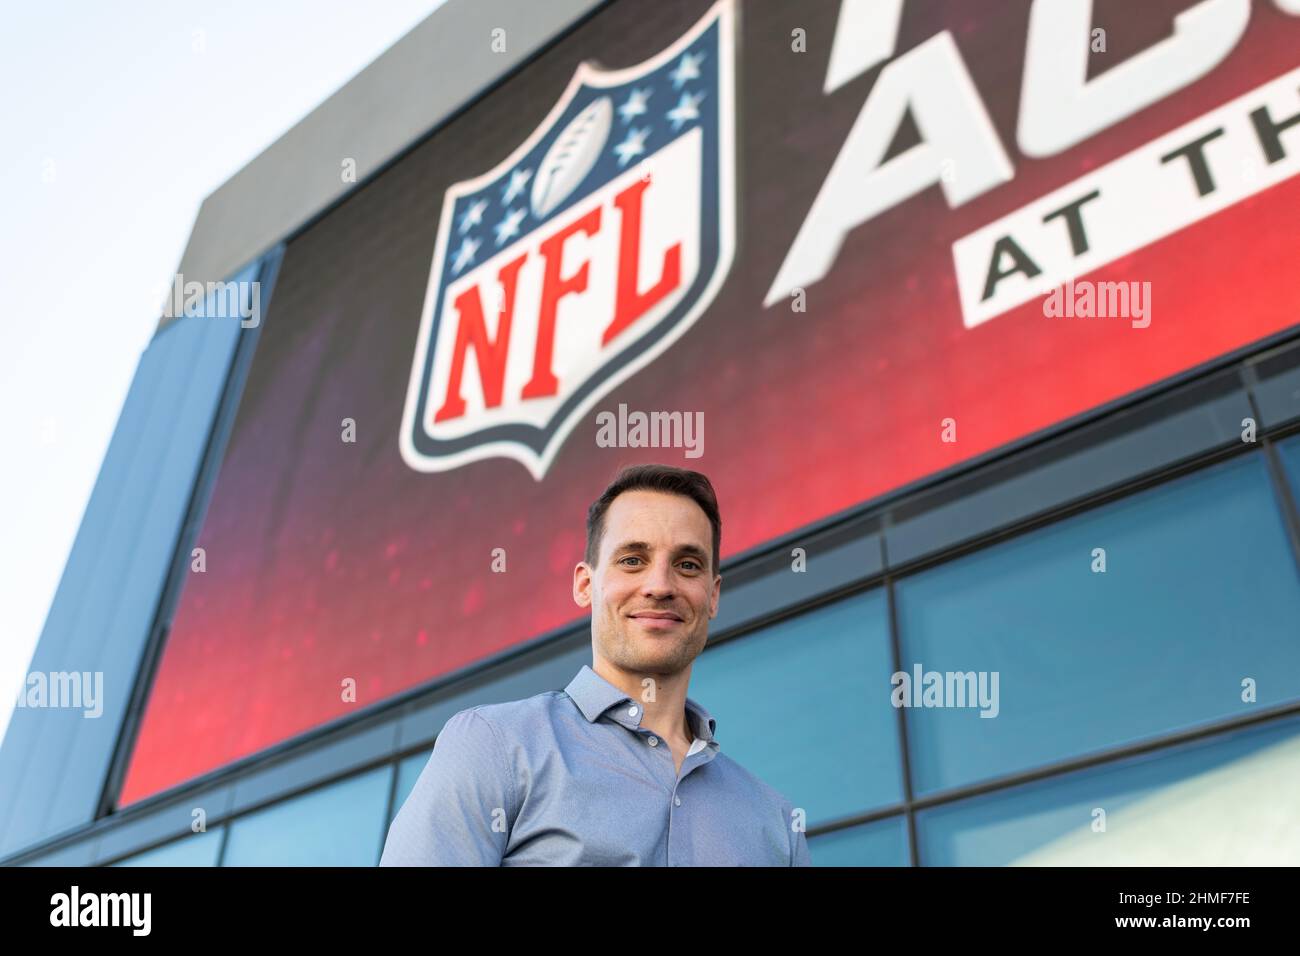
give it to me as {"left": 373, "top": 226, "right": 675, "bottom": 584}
{"left": 531, "top": 96, "right": 614, "bottom": 219}
{"left": 400, "top": 0, "right": 735, "bottom": 479}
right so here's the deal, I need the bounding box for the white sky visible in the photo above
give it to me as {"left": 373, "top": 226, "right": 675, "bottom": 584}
{"left": 0, "top": 0, "right": 448, "bottom": 747}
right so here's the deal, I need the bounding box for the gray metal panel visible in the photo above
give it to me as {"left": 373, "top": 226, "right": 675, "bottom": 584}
{"left": 228, "top": 723, "right": 397, "bottom": 816}
{"left": 1249, "top": 339, "right": 1300, "bottom": 428}
{"left": 23, "top": 839, "right": 99, "bottom": 868}
{"left": 395, "top": 635, "right": 590, "bottom": 752}
{"left": 0, "top": 295, "right": 248, "bottom": 857}
{"left": 710, "top": 526, "right": 884, "bottom": 637}
{"left": 170, "top": 0, "right": 607, "bottom": 314}
{"left": 92, "top": 784, "right": 235, "bottom": 865}
{"left": 228, "top": 721, "right": 399, "bottom": 817}
{"left": 885, "top": 372, "right": 1253, "bottom": 569}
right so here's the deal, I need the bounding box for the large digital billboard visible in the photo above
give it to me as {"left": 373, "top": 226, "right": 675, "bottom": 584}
{"left": 120, "top": 0, "right": 1300, "bottom": 805}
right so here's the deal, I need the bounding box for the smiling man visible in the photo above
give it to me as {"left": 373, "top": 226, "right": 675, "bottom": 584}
{"left": 380, "top": 463, "right": 811, "bottom": 866}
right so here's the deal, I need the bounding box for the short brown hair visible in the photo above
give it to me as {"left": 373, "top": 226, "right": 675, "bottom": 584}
{"left": 585, "top": 464, "right": 721, "bottom": 575}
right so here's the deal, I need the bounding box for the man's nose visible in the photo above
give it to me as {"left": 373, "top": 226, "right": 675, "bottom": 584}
{"left": 641, "top": 557, "right": 676, "bottom": 596}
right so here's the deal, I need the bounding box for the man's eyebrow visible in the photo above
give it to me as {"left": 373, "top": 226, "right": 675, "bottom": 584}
{"left": 612, "top": 540, "right": 652, "bottom": 554}
{"left": 611, "top": 541, "right": 709, "bottom": 561}
{"left": 674, "top": 544, "right": 709, "bottom": 562}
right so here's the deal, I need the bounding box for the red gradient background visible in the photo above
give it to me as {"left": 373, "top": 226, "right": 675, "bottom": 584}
{"left": 120, "top": 0, "right": 1300, "bottom": 805}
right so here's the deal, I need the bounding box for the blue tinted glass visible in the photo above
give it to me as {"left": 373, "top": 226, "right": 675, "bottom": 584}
{"left": 691, "top": 588, "right": 903, "bottom": 825}
{"left": 390, "top": 749, "right": 432, "bottom": 824}
{"left": 916, "top": 714, "right": 1300, "bottom": 865}
{"left": 1279, "top": 433, "right": 1300, "bottom": 500}
{"left": 895, "top": 453, "right": 1300, "bottom": 795}
{"left": 809, "top": 816, "right": 910, "bottom": 866}
{"left": 111, "top": 827, "right": 224, "bottom": 867}
{"left": 223, "top": 766, "right": 391, "bottom": 866}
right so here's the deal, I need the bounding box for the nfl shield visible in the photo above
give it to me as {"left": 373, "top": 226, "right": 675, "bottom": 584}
{"left": 400, "top": 0, "right": 736, "bottom": 479}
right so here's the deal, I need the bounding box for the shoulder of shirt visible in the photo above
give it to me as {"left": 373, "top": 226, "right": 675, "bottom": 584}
{"left": 444, "top": 693, "right": 797, "bottom": 815}
{"left": 443, "top": 689, "right": 570, "bottom": 737}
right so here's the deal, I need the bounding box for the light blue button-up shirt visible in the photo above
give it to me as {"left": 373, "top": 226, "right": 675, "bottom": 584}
{"left": 380, "top": 664, "right": 812, "bottom": 866}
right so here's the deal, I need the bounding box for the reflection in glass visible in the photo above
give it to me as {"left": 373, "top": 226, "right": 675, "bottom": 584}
{"left": 224, "top": 766, "right": 391, "bottom": 866}
{"left": 111, "top": 827, "right": 224, "bottom": 867}
{"left": 809, "top": 815, "right": 910, "bottom": 866}
{"left": 917, "top": 715, "right": 1300, "bottom": 865}
{"left": 691, "top": 588, "right": 903, "bottom": 825}
{"left": 895, "top": 454, "right": 1300, "bottom": 795}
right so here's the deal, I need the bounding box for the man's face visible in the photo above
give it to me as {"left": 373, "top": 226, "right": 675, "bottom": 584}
{"left": 574, "top": 489, "right": 721, "bottom": 676}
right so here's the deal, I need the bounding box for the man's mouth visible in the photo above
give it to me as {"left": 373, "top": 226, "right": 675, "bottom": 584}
{"left": 628, "top": 611, "right": 684, "bottom": 629}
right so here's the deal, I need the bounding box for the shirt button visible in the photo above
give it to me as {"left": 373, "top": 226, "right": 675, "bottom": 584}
{"left": 674, "top": 796, "right": 681, "bottom": 806}
{"left": 627, "top": 705, "right": 638, "bottom": 717}
{"left": 648, "top": 736, "right": 658, "bottom": 746}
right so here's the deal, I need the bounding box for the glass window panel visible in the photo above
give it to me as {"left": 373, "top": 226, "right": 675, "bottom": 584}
{"left": 690, "top": 588, "right": 903, "bottom": 826}
{"left": 808, "top": 816, "right": 910, "bottom": 866}
{"left": 894, "top": 453, "right": 1300, "bottom": 795}
{"left": 111, "top": 827, "right": 224, "bottom": 867}
{"left": 916, "top": 714, "right": 1300, "bottom": 865}
{"left": 1278, "top": 433, "right": 1300, "bottom": 500}
{"left": 223, "top": 766, "right": 391, "bottom": 866}
{"left": 389, "top": 749, "right": 432, "bottom": 824}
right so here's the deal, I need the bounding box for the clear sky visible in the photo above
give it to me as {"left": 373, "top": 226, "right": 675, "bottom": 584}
{"left": 0, "top": 0, "right": 447, "bottom": 747}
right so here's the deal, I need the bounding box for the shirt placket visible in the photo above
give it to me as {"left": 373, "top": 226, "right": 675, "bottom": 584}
{"left": 621, "top": 701, "right": 717, "bottom": 865}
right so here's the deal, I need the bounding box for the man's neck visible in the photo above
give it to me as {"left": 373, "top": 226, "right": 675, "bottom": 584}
{"left": 593, "top": 659, "right": 694, "bottom": 744}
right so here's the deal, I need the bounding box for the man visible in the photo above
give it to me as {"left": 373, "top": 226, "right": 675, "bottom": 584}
{"left": 380, "top": 464, "right": 811, "bottom": 866}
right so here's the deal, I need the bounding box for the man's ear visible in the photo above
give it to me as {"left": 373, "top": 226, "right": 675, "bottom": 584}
{"left": 708, "top": 573, "right": 721, "bottom": 618}
{"left": 573, "top": 561, "right": 593, "bottom": 609}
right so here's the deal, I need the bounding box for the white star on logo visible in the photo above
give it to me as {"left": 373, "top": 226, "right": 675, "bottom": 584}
{"left": 458, "top": 198, "right": 488, "bottom": 234}
{"left": 502, "top": 167, "right": 533, "bottom": 205}
{"left": 666, "top": 91, "right": 705, "bottom": 132}
{"left": 494, "top": 207, "right": 527, "bottom": 246}
{"left": 613, "top": 127, "right": 651, "bottom": 167}
{"left": 618, "top": 87, "right": 652, "bottom": 123}
{"left": 452, "top": 235, "right": 480, "bottom": 274}
{"left": 670, "top": 51, "right": 704, "bottom": 89}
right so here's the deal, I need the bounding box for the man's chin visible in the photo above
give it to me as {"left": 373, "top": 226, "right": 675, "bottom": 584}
{"left": 629, "top": 631, "right": 705, "bottom": 668}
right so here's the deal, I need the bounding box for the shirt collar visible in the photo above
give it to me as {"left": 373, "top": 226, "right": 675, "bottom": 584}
{"left": 564, "top": 664, "right": 717, "bottom": 743}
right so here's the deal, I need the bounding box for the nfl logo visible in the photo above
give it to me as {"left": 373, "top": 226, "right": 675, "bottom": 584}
{"left": 401, "top": 0, "right": 736, "bottom": 479}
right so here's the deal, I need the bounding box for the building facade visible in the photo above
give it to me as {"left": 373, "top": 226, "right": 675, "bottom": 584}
{"left": 3, "top": 0, "right": 1300, "bottom": 866}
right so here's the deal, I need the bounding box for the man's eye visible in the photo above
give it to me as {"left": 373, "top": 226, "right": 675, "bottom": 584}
{"left": 619, "top": 556, "right": 643, "bottom": 566}
{"left": 680, "top": 560, "right": 701, "bottom": 571}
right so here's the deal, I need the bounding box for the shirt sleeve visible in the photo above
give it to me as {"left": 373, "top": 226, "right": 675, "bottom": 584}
{"left": 379, "top": 707, "right": 515, "bottom": 866}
